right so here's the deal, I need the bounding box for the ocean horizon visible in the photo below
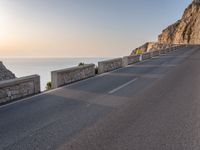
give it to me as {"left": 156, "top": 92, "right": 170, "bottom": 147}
{"left": 1, "top": 57, "right": 110, "bottom": 91}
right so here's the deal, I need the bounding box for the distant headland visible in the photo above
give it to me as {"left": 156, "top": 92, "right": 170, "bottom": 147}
{"left": 132, "top": 0, "right": 200, "bottom": 55}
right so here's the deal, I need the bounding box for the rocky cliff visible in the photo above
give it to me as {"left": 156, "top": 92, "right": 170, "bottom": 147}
{"left": 158, "top": 0, "right": 200, "bottom": 44}
{"left": 131, "top": 0, "right": 200, "bottom": 55}
{"left": 131, "top": 42, "right": 175, "bottom": 55}
{"left": 0, "top": 61, "right": 16, "bottom": 81}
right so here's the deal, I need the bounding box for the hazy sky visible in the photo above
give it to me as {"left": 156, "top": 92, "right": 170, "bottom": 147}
{"left": 0, "top": 0, "right": 192, "bottom": 57}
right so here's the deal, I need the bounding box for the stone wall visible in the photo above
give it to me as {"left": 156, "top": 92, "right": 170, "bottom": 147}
{"left": 98, "top": 58, "right": 123, "bottom": 74}
{"left": 166, "top": 47, "right": 173, "bottom": 53}
{"left": 151, "top": 50, "right": 160, "bottom": 57}
{"left": 160, "top": 45, "right": 180, "bottom": 54}
{"left": 160, "top": 49, "right": 167, "bottom": 54}
{"left": 0, "top": 75, "right": 40, "bottom": 104}
{"left": 141, "top": 52, "right": 152, "bottom": 60}
{"left": 131, "top": 42, "right": 176, "bottom": 55}
{"left": 0, "top": 61, "right": 16, "bottom": 81}
{"left": 122, "top": 55, "right": 140, "bottom": 67}
{"left": 51, "top": 64, "right": 95, "bottom": 88}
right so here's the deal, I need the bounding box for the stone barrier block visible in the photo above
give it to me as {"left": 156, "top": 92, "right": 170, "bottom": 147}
{"left": 51, "top": 64, "right": 95, "bottom": 89}
{"left": 122, "top": 55, "right": 140, "bottom": 67}
{"left": 151, "top": 50, "right": 160, "bottom": 57}
{"left": 0, "top": 75, "right": 40, "bottom": 104}
{"left": 166, "top": 47, "right": 172, "bottom": 53}
{"left": 98, "top": 58, "right": 123, "bottom": 74}
{"left": 170, "top": 47, "right": 176, "bottom": 51}
{"left": 141, "top": 52, "right": 152, "bottom": 60}
{"left": 160, "top": 49, "right": 167, "bottom": 54}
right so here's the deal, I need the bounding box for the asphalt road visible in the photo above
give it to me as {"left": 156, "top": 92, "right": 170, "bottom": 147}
{"left": 0, "top": 46, "right": 200, "bottom": 150}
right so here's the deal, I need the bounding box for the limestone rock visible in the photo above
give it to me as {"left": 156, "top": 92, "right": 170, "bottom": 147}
{"left": 131, "top": 0, "right": 200, "bottom": 55}
{"left": 158, "top": 0, "right": 200, "bottom": 44}
{"left": 131, "top": 42, "right": 174, "bottom": 55}
{"left": 0, "top": 61, "right": 16, "bottom": 81}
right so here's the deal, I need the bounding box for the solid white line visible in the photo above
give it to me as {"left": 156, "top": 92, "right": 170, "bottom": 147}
{"left": 108, "top": 78, "right": 138, "bottom": 94}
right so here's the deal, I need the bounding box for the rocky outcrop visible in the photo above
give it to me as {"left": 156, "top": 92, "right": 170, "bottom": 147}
{"left": 158, "top": 0, "right": 200, "bottom": 44}
{"left": 131, "top": 0, "right": 200, "bottom": 55}
{"left": 0, "top": 61, "right": 16, "bottom": 81}
{"left": 131, "top": 42, "right": 175, "bottom": 55}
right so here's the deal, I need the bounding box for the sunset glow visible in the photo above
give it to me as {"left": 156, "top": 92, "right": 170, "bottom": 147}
{"left": 0, "top": 0, "right": 192, "bottom": 58}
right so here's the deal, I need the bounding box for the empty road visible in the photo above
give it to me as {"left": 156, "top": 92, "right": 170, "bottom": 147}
{"left": 0, "top": 46, "right": 200, "bottom": 150}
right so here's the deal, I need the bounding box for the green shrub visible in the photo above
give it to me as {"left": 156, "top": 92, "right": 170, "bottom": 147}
{"left": 78, "top": 62, "right": 85, "bottom": 66}
{"left": 46, "top": 82, "right": 52, "bottom": 90}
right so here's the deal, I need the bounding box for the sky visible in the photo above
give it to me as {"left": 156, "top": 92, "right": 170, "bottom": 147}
{"left": 0, "top": 0, "right": 192, "bottom": 58}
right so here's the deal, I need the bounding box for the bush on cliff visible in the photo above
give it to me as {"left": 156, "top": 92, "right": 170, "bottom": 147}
{"left": 46, "top": 82, "right": 52, "bottom": 90}
{"left": 78, "top": 62, "right": 85, "bottom": 66}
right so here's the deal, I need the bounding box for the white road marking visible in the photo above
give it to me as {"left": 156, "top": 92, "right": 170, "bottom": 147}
{"left": 0, "top": 66, "right": 128, "bottom": 109}
{"left": 0, "top": 47, "right": 185, "bottom": 109}
{"left": 108, "top": 78, "right": 138, "bottom": 94}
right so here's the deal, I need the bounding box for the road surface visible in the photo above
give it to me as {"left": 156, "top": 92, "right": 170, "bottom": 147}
{"left": 0, "top": 46, "right": 200, "bottom": 150}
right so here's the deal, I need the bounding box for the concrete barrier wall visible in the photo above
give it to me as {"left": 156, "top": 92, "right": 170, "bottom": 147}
{"left": 98, "top": 58, "right": 123, "bottom": 74}
{"left": 160, "top": 49, "right": 167, "bottom": 54}
{"left": 151, "top": 50, "right": 160, "bottom": 57}
{"left": 161, "top": 45, "right": 181, "bottom": 54}
{"left": 0, "top": 75, "right": 40, "bottom": 104}
{"left": 168, "top": 47, "right": 175, "bottom": 51}
{"left": 170, "top": 46, "right": 178, "bottom": 51}
{"left": 51, "top": 64, "right": 95, "bottom": 88}
{"left": 122, "top": 55, "right": 140, "bottom": 67}
{"left": 166, "top": 47, "right": 173, "bottom": 53}
{"left": 141, "top": 52, "right": 152, "bottom": 60}
{"left": 0, "top": 44, "right": 193, "bottom": 105}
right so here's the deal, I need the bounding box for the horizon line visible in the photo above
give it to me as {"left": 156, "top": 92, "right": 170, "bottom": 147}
{"left": 0, "top": 56, "right": 114, "bottom": 59}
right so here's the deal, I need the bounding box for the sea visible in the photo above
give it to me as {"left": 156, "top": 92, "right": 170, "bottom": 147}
{"left": 1, "top": 57, "right": 109, "bottom": 91}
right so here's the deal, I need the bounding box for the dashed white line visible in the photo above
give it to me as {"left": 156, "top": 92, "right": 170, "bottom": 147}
{"left": 108, "top": 78, "right": 138, "bottom": 94}
{"left": 0, "top": 67, "right": 130, "bottom": 109}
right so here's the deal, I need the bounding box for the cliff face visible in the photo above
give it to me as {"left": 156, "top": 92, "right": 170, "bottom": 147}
{"left": 131, "top": 0, "right": 200, "bottom": 55}
{"left": 158, "top": 0, "right": 200, "bottom": 44}
{"left": 0, "top": 61, "right": 16, "bottom": 81}
{"left": 131, "top": 42, "right": 175, "bottom": 55}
